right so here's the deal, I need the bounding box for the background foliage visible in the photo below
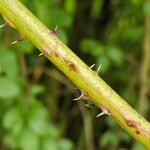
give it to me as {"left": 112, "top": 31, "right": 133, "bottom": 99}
{"left": 0, "top": 0, "right": 149, "bottom": 149}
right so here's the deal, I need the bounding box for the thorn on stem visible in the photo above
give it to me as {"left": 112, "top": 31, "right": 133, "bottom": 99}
{"left": 73, "top": 92, "right": 85, "bottom": 101}
{"left": 39, "top": 48, "right": 50, "bottom": 56}
{"left": 0, "top": 21, "right": 9, "bottom": 29}
{"left": 97, "top": 64, "right": 102, "bottom": 74}
{"left": 49, "top": 25, "right": 59, "bottom": 35}
{"left": 10, "top": 36, "right": 25, "bottom": 45}
{"left": 96, "top": 107, "right": 110, "bottom": 117}
{"left": 54, "top": 25, "right": 59, "bottom": 32}
{"left": 90, "top": 64, "right": 95, "bottom": 69}
{"left": 0, "top": 24, "right": 6, "bottom": 29}
{"left": 0, "top": 20, "right": 14, "bottom": 29}
{"left": 39, "top": 52, "right": 46, "bottom": 56}
{"left": 11, "top": 40, "right": 19, "bottom": 45}
{"left": 96, "top": 112, "right": 107, "bottom": 117}
{"left": 90, "top": 64, "right": 102, "bottom": 74}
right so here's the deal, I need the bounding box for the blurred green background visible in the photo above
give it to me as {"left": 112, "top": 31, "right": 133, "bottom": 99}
{"left": 0, "top": 0, "right": 149, "bottom": 150}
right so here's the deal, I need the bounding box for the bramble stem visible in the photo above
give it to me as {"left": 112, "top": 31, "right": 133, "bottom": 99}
{"left": 0, "top": 0, "right": 149, "bottom": 148}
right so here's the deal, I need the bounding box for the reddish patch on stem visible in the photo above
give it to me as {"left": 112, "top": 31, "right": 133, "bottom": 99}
{"left": 124, "top": 119, "right": 142, "bottom": 135}
{"left": 125, "top": 119, "right": 137, "bottom": 128}
{"left": 44, "top": 48, "right": 50, "bottom": 55}
{"left": 124, "top": 118, "right": 150, "bottom": 136}
{"left": 68, "top": 63, "right": 78, "bottom": 72}
{"left": 64, "top": 59, "right": 79, "bottom": 72}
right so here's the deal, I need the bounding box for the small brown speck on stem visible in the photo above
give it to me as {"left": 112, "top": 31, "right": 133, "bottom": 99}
{"left": 125, "top": 119, "right": 137, "bottom": 128}
{"left": 54, "top": 52, "right": 59, "bottom": 57}
{"left": 135, "top": 130, "right": 140, "bottom": 135}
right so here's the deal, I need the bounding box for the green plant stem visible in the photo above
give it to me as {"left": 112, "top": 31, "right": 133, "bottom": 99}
{"left": 0, "top": 0, "right": 149, "bottom": 148}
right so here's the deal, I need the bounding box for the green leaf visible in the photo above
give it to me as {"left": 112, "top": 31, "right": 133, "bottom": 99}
{"left": 100, "top": 131, "right": 118, "bottom": 148}
{"left": 122, "top": 27, "right": 143, "bottom": 42}
{"left": 97, "top": 55, "right": 110, "bottom": 73}
{"left": 32, "top": 0, "right": 52, "bottom": 26}
{"left": 57, "top": 29, "right": 68, "bottom": 44}
{"left": 28, "top": 102, "right": 50, "bottom": 135}
{"left": 0, "top": 48, "right": 19, "bottom": 77}
{"left": 49, "top": 9, "right": 72, "bottom": 28}
{"left": 106, "top": 117, "right": 116, "bottom": 128}
{"left": 15, "top": 41, "right": 34, "bottom": 53}
{"left": 3, "top": 107, "right": 22, "bottom": 131}
{"left": 29, "top": 85, "right": 44, "bottom": 96}
{"left": 46, "top": 124, "right": 60, "bottom": 138}
{"left": 91, "top": 0, "right": 103, "bottom": 19}
{"left": 0, "top": 77, "right": 20, "bottom": 99}
{"left": 80, "top": 38, "right": 104, "bottom": 56}
{"left": 58, "top": 139, "right": 73, "bottom": 150}
{"left": 19, "top": 128, "right": 39, "bottom": 150}
{"left": 131, "top": 0, "right": 142, "bottom": 5}
{"left": 120, "top": 130, "right": 132, "bottom": 143}
{"left": 107, "top": 45, "right": 123, "bottom": 66}
{"left": 64, "top": 0, "right": 76, "bottom": 14}
{"left": 143, "top": 1, "right": 150, "bottom": 14}
{"left": 3, "top": 133, "right": 18, "bottom": 149}
{"left": 42, "top": 139, "right": 58, "bottom": 150}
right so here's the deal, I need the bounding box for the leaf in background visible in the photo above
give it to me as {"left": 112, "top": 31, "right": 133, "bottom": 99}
{"left": 143, "top": 1, "right": 150, "bottom": 14}
{"left": 120, "top": 130, "right": 132, "bottom": 143}
{"left": 121, "top": 89, "right": 137, "bottom": 105}
{"left": 106, "top": 117, "right": 117, "bottom": 128}
{"left": 46, "top": 124, "right": 60, "bottom": 138}
{"left": 29, "top": 85, "right": 44, "bottom": 97}
{"left": 97, "top": 55, "right": 110, "bottom": 74}
{"left": 3, "top": 107, "right": 22, "bottom": 131}
{"left": 49, "top": 9, "right": 73, "bottom": 29}
{"left": 28, "top": 105, "right": 59, "bottom": 137}
{"left": 28, "top": 105, "right": 48, "bottom": 135}
{"left": 28, "top": 101, "right": 60, "bottom": 138}
{"left": 122, "top": 27, "right": 143, "bottom": 42}
{"left": 0, "top": 77, "right": 20, "bottom": 99}
{"left": 0, "top": 48, "right": 19, "bottom": 77}
{"left": 14, "top": 41, "right": 34, "bottom": 53}
{"left": 3, "top": 133, "right": 18, "bottom": 149}
{"left": 57, "top": 29, "right": 68, "bottom": 44}
{"left": 131, "top": 0, "right": 142, "bottom": 5}
{"left": 91, "top": 0, "right": 103, "bottom": 19}
{"left": 27, "top": 101, "right": 59, "bottom": 137}
{"left": 107, "top": 45, "right": 123, "bottom": 66}
{"left": 58, "top": 139, "right": 73, "bottom": 150}
{"left": 32, "top": 0, "right": 52, "bottom": 26}
{"left": 64, "top": 0, "right": 76, "bottom": 14}
{"left": 42, "top": 139, "right": 58, "bottom": 150}
{"left": 19, "top": 128, "right": 39, "bottom": 150}
{"left": 80, "top": 38, "right": 104, "bottom": 56}
{"left": 99, "top": 131, "right": 118, "bottom": 148}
